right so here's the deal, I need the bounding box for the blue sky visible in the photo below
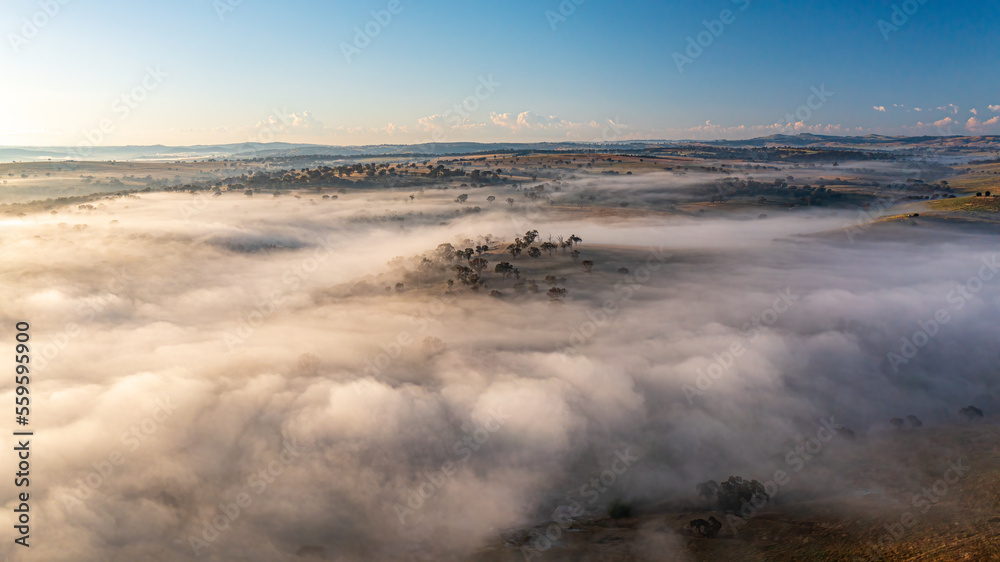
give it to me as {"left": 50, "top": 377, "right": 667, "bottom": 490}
{"left": 1, "top": 0, "right": 997, "bottom": 146}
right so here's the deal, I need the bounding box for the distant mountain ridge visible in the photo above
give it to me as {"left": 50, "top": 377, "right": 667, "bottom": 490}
{"left": 2, "top": 134, "right": 998, "bottom": 161}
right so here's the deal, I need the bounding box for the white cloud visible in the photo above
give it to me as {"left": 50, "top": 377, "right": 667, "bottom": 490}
{"left": 489, "top": 111, "right": 583, "bottom": 132}
{"left": 648, "top": 120, "right": 860, "bottom": 141}
{"left": 989, "top": 105, "right": 1000, "bottom": 112}
{"left": 902, "top": 116, "right": 957, "bottom": 136}
{"left": 371, "top": 122, "right": 406, "bottom": 136}
{"left": 254, "top": 110, "right": 323, "bottom": 135}
{"left": 970, "top": 108, "right": 978, "bottom": 115}
{"left": 965, "top": 115, "right": 1000, "bottom": 133}
{"left": 873, "top": 106, "right": 886, "bottom": 112}
{"left": 417, "top": 114, "right": 450, "bottom": 131}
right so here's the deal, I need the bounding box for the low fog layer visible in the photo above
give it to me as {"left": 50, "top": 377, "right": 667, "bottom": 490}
{"left": 1, "top": 181, "right": 997, "bottom": 561}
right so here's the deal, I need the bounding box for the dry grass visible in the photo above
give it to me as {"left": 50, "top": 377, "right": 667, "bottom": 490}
{"left": 929, "top": 195, "right": 1000, "bottom": 214}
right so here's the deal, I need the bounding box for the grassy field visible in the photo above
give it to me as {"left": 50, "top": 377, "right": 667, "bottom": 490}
{"left": 481, "top": 424, "right": 1000, "bottom": 561}
{"left": 929, "top": 195, "right": 1000, "bottom": 214}
{"left": 935, "top": 162, "right": 1000, "bottom": 195}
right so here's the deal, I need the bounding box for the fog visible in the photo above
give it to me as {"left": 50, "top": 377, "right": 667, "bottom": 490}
{"left": 1, "top": 182, "right": 997, "bottom": 561}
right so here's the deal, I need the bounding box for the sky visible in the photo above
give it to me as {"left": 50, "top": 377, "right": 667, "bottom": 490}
{"left": 1, "top": 0, "right": 998, "bottom": 146}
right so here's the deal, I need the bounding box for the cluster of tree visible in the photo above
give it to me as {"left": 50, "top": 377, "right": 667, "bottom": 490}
{"left": 716, "top": 476, "right": 769, "bottom": 514}
{"left": 381, "top": 230, "right": 591, "bottom": 301}
{"left": 693, "top": 475, "right": 770, "bottom": 533}
{"left": 689, "top": 516, "right": 722, "bottom": 538}
{"left": 712, "top": 177, "right": 844, "bottom": 206}
{"left": 882, "top": 179, "right": 953, "bottom": 194}
{"left": 959, "top": 406, "right": 984, "bottom": 421}
{"left": 505, "top": 231, "right": 581, "bottom": 261}
{"left": 652, "top": 145, "right": 897, "bottom": 163}
{"left": 3, "top": 190, "right": 145, "bottom": 216}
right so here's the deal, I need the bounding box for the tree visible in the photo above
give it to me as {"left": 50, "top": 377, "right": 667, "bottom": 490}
{"left": 959, "top": 406, "right": 984, "bottom": 421}
{"left": 244, "top": 189, "right": 253, "bottom": 197}
{"left": 608, "top": 499, "right": 631, "bottom": 520}
{"left": 540, "top": 242, "right": 557, "bottom": 256}
{"left": 547, "top": 287, "right": 567, "bottom": 301}
{"left": 527, "top": 247, "right": 542, "bottom": 259}
{"left": 524, "top": 230, "right": 539, "bottom": 244}
{"left": 494, "top": 262, "right": 516, "bottom": 279}
{"left": 394, "top": 283, "right": 405, "bottom": 293}
{"left": 570, "top": 249, "right": 581, "bottom": 261}
{"left": 507, "top": 244, "right": 522, "bottom": 260}
{"left": 470, "top": 257, "right": 489, "bottom": 274}
{"left": 581, "top": 260, "right": 594, "bottom": 273}
{"left": 569, "top": 234, "right": 582, "bottom": 245}
{"left": 432, "top": 243, "right": 456, "bottom": 262}
{"left": 689, "top": 517, "right": 722, "bottom": 538}
{"left": 506, "top": 197, "right": 515, "bottom": 207}
{"left": 716, "top": 476, "right": 769, "bottom": 514}
{"left": 454, "top": 265, "right": 475, "bottom": 285}
{"left": 487, "top": 196, "right": 496, "bottom": 203}
{"left": 617, "top": 267, "right": 629, "bottom": 275}
{"left": 455, "top": 194, "right": 469, "bottom": 203}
